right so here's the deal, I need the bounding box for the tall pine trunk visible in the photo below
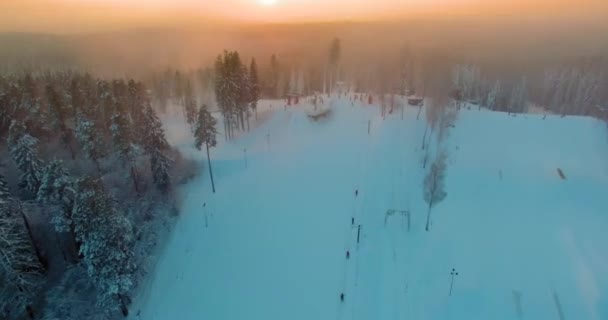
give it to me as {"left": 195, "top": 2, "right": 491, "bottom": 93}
{"left": 130, "top": 165, "right": 140, "bottom": 195}
{"left": 94, "top": 159, "right": 102, "bottom": 176}
{"left": 421, "top": 124, "right": 429, "bottom": 150}
{"left": 240, "top": 111, "right": 245, "bottom": 131}
{"left": 206, "top": 143, "right": 216, "bottom": 193}
{"left": 20, "top": 208, "right": 47, "bottom": 271}
{"left": 425, "top": 201, "right": 433, "bottom": 231}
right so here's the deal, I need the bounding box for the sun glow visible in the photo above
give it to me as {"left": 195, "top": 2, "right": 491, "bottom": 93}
{"left": 259, "top": 0, "right": 278, "bottom": 6}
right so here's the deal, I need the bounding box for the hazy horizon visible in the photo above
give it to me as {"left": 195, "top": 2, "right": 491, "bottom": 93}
{"left": 2, "top": 0, "right": 608, "bottom": 34}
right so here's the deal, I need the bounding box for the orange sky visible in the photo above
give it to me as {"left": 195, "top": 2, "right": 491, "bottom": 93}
{"left": 1, "top": 0, "right": 607, "bottom": 33}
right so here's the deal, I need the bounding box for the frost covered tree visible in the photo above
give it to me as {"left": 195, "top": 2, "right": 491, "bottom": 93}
{"left": 215, "top": 50, "right": 249, "bottom": 138}
{"left": 249, "top": 58, "right": 261, "bottom": 120}
{"left": 486, "top": 80, "right": 500, "bottom": 111}
{"left": 8, "top": 123, "right": 43, "bottom": 195}
{"left": 0, "top": 174, "right": 9, "bottom": 207}
{"left": 183, "top": 80, "right": 198, "bottom": 131}
{"left": 142, "top": 104, "right": 172, "bottom": 192}
{"left": 126, "top": 80, "right": 148, "bottom": 142}
{"left": 76, "top": 114, "right": 106, "bottom": 173}
{"left": 37, "top": 159, "right": 77, "bottom": 248}
{"left": 509, "top": 77, "right": 528, "bottom": 114}
{"left": 0, "top": 181, "right": 45, "bottom": 319}
{"left": 194, "top": 104, "right": 218, "bottom": 193}
{"left": 46, "top": 84, "right": 76, "bottom": 159}
{"left": 424, "top": 150, "right": 448, "bottom": 231}
{"left": 110, "top": 110, "right": 140, "bottom": 194}
{"left": 452, "top": 64, "right": 481, "bottom": 104}
{"left": 150, "top": 149, "right": 172, "bottom": 194}
{"left": 72, "top": 177, "right": 135, "bottom": 315}
{"left": 328, "top": 37, "right": 341, "bottom": 93}
{"left": 269, "top": 54, "right": 281, "bottom": 98}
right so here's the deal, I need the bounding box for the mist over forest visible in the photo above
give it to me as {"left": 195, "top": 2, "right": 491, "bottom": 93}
{"left": 1, "top": 9, "right": 608, "bottom": 320}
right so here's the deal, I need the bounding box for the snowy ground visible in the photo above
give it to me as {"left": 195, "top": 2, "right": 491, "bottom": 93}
{"left": 133, "top": 96, "right": 608, "bottom": 320}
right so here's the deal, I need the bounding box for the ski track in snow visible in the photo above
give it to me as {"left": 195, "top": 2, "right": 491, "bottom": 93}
{"left": 133, "top": 96, "right": 608, "bottom": 320}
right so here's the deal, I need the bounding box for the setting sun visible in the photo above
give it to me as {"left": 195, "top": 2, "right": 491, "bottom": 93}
{"left": 259, "top": 0, "right": 278, "bottom": 6}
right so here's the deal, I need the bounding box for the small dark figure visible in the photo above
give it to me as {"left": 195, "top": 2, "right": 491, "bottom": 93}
{"left": 346, "top": 250, "right": 350, "bottom": 259}
{"left": 355, "top": 189, "right": 359, "bottom": 197}
{"left": 340, "top": 293, "right": 345, "bottom": 302}
{"left": 351, "top": 217, "right": 354, "bottom": 226}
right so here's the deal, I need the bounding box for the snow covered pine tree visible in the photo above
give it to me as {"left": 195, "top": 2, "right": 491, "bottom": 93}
{"left": 142, "top": 104, "right": 172, "bottom": 193}
{"left": 0, "top": 174, "right": 45, "bottom": 319}
{"left": 194, "top": 104, "right": 218, "bottom": 193}
{"left": 8, "top": 121, "right": 43, "bottom": 195}
{"left": 72, "top": 177, "right": 135, "bottom": 316}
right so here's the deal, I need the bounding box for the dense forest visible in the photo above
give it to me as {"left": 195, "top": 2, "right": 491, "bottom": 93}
{"left": 0, "top": 72, "right": 197, "bottom": 319}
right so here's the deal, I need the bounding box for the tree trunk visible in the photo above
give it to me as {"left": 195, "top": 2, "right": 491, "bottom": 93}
{"left": 55, "top": 232, "right": 67, "bottom": 263}
{"left": 425, "top": 201, "right": 433, "bottom": 231}
{"left": 421, "top": 124, "right": 428, "bottom": 150}
{"left": 94, "top": 160, "right": 102, "bottom": 176}
{"left": 240, "top": 111, "right": 245, "bottom": 130}
{"left": 206, "top": 143, "right": 216, "bottom": 193}
{"left": 130, "top": 166, "right": 140, "bottom": 195}
{"left": 67, "top": 141, "right": 75, "bottom": 160}
{"left": 20, "top": 209, "right": 47, "bottom": 271}
{"left": 223, "top": 117, "right": 228, "bottom": 140}
{"left": 118, "top": 294, "right": 130, "bottom": 317}
{"left": 69, "top": 225, "right": 81, "bottom": 263}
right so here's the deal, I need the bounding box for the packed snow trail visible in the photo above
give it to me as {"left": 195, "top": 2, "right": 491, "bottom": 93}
{"left": 134, "top": 97, "right": 608, "bottom": 320}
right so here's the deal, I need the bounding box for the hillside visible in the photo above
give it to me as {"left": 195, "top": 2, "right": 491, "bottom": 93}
{"left": 133, "top": 95, "right": 608, "bottom": 320}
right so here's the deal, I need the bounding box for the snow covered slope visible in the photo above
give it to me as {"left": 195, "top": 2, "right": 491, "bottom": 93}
{"left": 133, "top": 97, "right": 608, "bottom": 320}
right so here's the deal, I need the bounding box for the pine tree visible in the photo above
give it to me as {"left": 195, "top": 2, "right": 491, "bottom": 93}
{"left": 126, "top": 80, "right": 147, "bottom": 142}
{"left": 183, "top": 80, "right": 198, "bottom": 130}
{"left": 249, "top": 58, "right": 261, "bottom": 120}
{"left": 97, "top": 80, "right": 114, "bottom": 133}
{"left": 150, "top": 150, "right": 172, "bottom": 194}
{"left": 7, "top": 120, "right": 25, "bottom": 148}
{"left": 194, "top": 104, "right": 218, "bottom": 193}
{"left": 328, "top": 38, "right": 341, "bottom": 93}
{"left": 0, "top": 181, "right": 45, "bottom": 318}
{"left": 110, "top": 112, "right": 134, "bottom": 165}
{"left": 70, "top": 77, "right": 84, "bottom": 119}
{"left": 424, "top": 150, "right": 448, "bottom": 231}
{"left": 110, "top": 110, "right": 141, "bottom": 194}
{"left": 76, "top": 114, "right": 107, "bottom": 173}
{"left": 269, "top": 54, "right": 280, "bottom": 98}
{"left": 72, "top": 177, "right": 135, "bottom": 314}
{"left": 37, "top": 160, "right": 75, "bottom": 233}
{"left": 9, "top": 132, "right": 43, "bottom": 195}
{"left": 142, "top": 104, "right": 172, "bottom": 192}
{"left": 46, "top": 83, "right": 76, "bottom": 159}
{"left": 238, "top": 64, "right": 250, "bottom": 130}
{"left": 142, "top": 104, "right": 169, "bottom": 154}
{"left": 215, "top": 51, "right": 247, "bottom": 139}
{"left": 0, "top": 174, "right": 9, "bottom": 207}
{"left": 486, "top": 81, "right": 500, "bottom": 111}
